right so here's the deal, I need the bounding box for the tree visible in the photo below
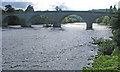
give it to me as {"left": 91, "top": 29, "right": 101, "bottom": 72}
{"left": 95, "top": 16, "right": 104, "bottom": 23}
{"left": 113, "top": 5, "right": 117, "bottom": 12}
{"left": 110, "top": 5, "right": 113, "bottom": 12}
{"left": 102, "top": 16, "right": 110, "bottom": 25}
{"left": 110, "top": 9, "right": 120, "bottom": 70}
{"left": 16, "top": 9, "right": 24, "bottom": 12}
{"left": 59, "top": 8, "right": 62, "bottom": 11}
{"left": 2, "top": 9, "right": 5, "bottom": 13}
{"left": 55, "top": 6, "right": 59, "bottom": 11}
{"left": 5, "top": 5, "right": 15, "bottom": 13}
{"left": 25, "top": 5, "right": 34, "bottom": 12}
{"left": 55, "top": 6, "right": 62, "bottom": 11}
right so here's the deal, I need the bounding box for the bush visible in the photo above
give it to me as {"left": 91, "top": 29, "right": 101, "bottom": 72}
{"left": 98, "top": 40, "right": 116, "bottom": 55}
{"left": 93, "top": 55, "right": 119, "bottom": 70}
{"left": 91, "top": 37, "right": 116, "bottom": 55}
{"left": 91, "top": 37, "right": 104, "bottom": 45}
{"left": 83, "top": 55, "right": 119, "bottom": 70}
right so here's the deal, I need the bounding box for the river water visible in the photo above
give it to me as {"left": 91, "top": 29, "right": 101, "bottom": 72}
{"left": 2, "top": 23, "right": 112, "bottom": 70}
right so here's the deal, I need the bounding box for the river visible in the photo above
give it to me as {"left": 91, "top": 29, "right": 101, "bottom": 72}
{"left": 2, "top": 23, "right": 112, "bottom": 70}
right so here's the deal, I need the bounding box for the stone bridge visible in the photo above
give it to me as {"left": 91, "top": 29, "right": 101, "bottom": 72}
{"left": 2, "top": 11, "right": 115, "bottom": 29}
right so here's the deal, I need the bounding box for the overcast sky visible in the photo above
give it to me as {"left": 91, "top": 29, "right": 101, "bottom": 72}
{"left": 1, "top": 0, "right": 119, "bottom": 11}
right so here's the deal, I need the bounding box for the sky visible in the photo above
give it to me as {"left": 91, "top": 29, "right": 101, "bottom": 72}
{"left": 1, "top": 0, "right": 120, "bottom": 11}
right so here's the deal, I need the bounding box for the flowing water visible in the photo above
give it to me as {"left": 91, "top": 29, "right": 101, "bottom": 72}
{"left": 2, "top": 23, "right": 112, "bottom": 70}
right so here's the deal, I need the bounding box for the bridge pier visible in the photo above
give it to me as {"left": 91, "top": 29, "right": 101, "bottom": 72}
{"left": 53, "top": 22, "right": 61, "bottom": 27}
{"left": 21, "top": 21, "right": 32, "bottom": 27}
{"left": 86, "top": 22, "right": 93, "bottom": 30}
{"left": 2, "top": 23, "right": 8, "bottom": 27}
{"left": 21, "top": 24, "right": 31, "bottom": 27}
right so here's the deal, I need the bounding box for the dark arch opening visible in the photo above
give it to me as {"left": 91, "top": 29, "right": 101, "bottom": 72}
{"left": 61, "top": 14, "right": 86, "bottom": 28}
{"left": 93, "top": 15, "right": 112, "bottom": 29}
{"left": 3, "top": 16, "right": 21, "bottom": 27}
{"left": 30, "top": 14, "right": 52, "bottom": 27}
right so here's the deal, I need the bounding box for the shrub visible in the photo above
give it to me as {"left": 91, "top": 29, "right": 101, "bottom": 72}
{"left": 98, "top": 40, "right": 116, "bottom": 55}
{"left": 83, "top": 55, "right": 119, "bottom": 70}
{"left": 91, "top": 37, "right": 104, "bottom": 45}
{"left": 92, "top": 55, "right": 119, "bottom": 70}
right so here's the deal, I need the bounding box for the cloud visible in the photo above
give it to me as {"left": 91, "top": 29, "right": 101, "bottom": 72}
{"left": 118, "top": 1, "right": 120, "bottom": 8}
{"left": 1, "top": 0, "right": 119, "bottom": 11}
{"left": 50, "top": 3, "right": 69, "bottom": 11}
{"left": 2, "top": 2, "right": 33, "bottom": 10}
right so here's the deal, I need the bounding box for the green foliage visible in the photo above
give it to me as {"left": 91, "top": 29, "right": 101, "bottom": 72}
{"left": 91, "top": 37, "right": 104, "bottom": 45}
{"left": 91, "top": 37, "right": 117, "bottom": 55}
{"left": 95, "top": 16, "right": 110, "bottom": 25}
{"left": 83, "top": 10, "right": 120, "bottom": 70}
{"left": 93, "top": 55, "right": 119, "bottom": 70}
{"left": 2, "top": 9, "right": 5, "bottom": 13}
{"left": 83, "top": 55, "right": 119, "bottom": 70}
{"left": 113, "top": 5, "right": 117, "bottom": 13}
{"left": 5, "top": 5, "right": 15, "bottom": 13}
{"left": 110, "top": 10, "right": 120, "bottom": 70}
{"left": 98, "top": 40, "right": 116, "bottom": 55}
{"left": 83, "top": 9, "right": 120, "bottom": 71}
{"left": 110, "top": 16, "right": 119, "bottom": 29}
{"left": 112, "top": 29, "right": 120, "bottom": 46}
{"left": 82, "top": 67, "right": 94, "bottom": 70}
{"left": 0, "top": 7, "right": 5, "bottom": 13}
{"left": 102, "top": 16, "right": 110, "bottom": 25}
{"left": 3, "top": 5, "right": 24, "bottom": 13}
{"left": 62, "top": 15, "right": 84, "bottom": 24}
{"left": 95, "top": 16, "right": 104, "bottom": 23}
{"left": 112, "top": 47, "right": 120, "bottom": 56}
{"left": 95, "top": 5, "right": 118, "bottom": 25}
{"left": 15, "top": 9, "right": 24, "bottom": 12}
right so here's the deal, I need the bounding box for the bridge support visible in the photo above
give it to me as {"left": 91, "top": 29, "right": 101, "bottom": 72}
{"left": 21, "top": 25, "right": 31, "bottom": 27}
{"left": 21, "top": 24, "right": 31, "bottom": 27}
{"left": 21, "top": 21, "right": 32, "bottom": 27}
{"left": 53, "top": 22, "right": 61, "bottom": 27}
{"left": 86, "top": 22, "right": 93, "bottom": 30}
{"left": 2, "top": 23, "right": 8, "bottom": 27}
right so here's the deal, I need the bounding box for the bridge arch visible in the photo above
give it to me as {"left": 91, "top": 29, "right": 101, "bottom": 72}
{"left": 92, "top": 15, "right": 113, "bottom": 23}
{"left": 90, "top": 15, "right": 114, "bottom": 29}
{"left": 58, "top": 14, "right": 87, "bottom": 28}
{"left": 26, "top": 14, "right": 52, "bottom": 27}
{"left": 60, "top": 13, "right": 86, "bottom": 23}
{"left": 2, "top": 16, "right": 21, "bottom": 27}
